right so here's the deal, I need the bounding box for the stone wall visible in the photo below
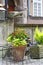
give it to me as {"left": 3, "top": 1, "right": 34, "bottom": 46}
{"left": 0, "top": 19, "right": 14, "bottom": 45}
{"left": 15, "top": 0, "right": 27, "bottom": 24}
{"left": 0, "top": 0, "right": 5, "bottom": 6}
{"left": 15, "top": 26, "right": 43, "bottom": 43}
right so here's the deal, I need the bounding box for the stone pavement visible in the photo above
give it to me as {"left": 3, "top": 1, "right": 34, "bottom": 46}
{"left": 0, "top": 58, "right": 43, "bottom": 65}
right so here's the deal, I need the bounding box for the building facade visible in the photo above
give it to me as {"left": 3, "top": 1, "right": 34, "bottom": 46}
{"left": 0, "top": 0, "right": 43, "bottom": 43}
{"left": 15, "top": 0, "right": 43, "bottom": 42}
{"left": 28, "top": 0, "right": 43, "bottom": 17}
{"left": 27, "top": 0, "right": 43, "bottom": 42}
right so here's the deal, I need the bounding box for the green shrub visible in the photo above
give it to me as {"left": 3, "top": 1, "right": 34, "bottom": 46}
{"left": 34, "top": 27, "right": 43, "bottom": 45}
{"left": 7, "top": 29, "right": 29, "bottom": 47}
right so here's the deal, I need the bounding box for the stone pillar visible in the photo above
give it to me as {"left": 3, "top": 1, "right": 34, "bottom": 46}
{"left": 0, "top": 0, "right": 5, "bottom": 6}
{"left": 23, "top": 0, "right": 27, "bottom": 24}
{"left": 0, "top": 19, "right": 14, "bottom": 45}
{"left": 15, "top": 0, "right": 27, "bottom": 24}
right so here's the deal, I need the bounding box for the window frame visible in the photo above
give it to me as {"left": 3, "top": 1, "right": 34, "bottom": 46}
{"left": 33, "top": 0, "right": 42, "bottom": 17}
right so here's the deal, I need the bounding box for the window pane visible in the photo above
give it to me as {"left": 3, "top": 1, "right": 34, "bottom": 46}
{"left": 38, "top": 13, "right": 41, "bottom": 16}
{"left": 38, "top": 3, "right": 41, "bottom": 6}
{"left": 38, "top": 0, "right": 41, "bottom": 1}
{"left": 34, "top": 3, "right": 37, "bottom": 16}
{"left": 34, "top": 0, "right": 37, "bottom": 2}
{"left": 34, "top": 13, "right": 37, "bottom": 16}
{"left": 38, "top": 11, "right": 41, "bottom": 16}
{"left": 38, "top": 3, "right": 41, "bottom": 16}
{"left": 33, "top": 0, "right": 42, "bottom": 16}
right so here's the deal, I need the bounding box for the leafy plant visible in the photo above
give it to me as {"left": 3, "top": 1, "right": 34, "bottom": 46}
{"left": 34, "top": 27, "right": 43, "bottom": 45}
{"left": 7, "top": 29, "right": 29, "bottom": 47}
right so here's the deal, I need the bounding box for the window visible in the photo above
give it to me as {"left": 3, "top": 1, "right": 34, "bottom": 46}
{"left": 38, "top": 3, "right": 41, "bottom": 16}
{"left": 34, "top": 3, "right": 37, "bottom": 16}
{"left": 33, "top": 0, "right": 42, "bottom": 16}
{"left": 38, "top": 0, "right": 41, "bottom": 1}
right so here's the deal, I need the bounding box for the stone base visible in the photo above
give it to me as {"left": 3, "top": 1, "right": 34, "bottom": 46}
{"left": 30, "top": 45, "right": 43, "bottom": 59}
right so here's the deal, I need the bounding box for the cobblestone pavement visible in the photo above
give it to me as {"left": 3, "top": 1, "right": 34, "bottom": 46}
{"left": 0, "top": 57, "right": 43, "bottom": 65}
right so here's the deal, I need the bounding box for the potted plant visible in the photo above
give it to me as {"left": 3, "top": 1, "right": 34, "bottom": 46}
{"left": 7, "top": 29, "right": 28, "bottom": 61}
{"left": 30, "top": 27, "right": 43, "bottom": 58}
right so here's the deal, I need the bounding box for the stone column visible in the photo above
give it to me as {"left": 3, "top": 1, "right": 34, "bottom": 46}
{"left": 15, "top": 0, "right": 27, "bottom": 24}
{"left": 23, "top": 0, "right": 27, "bottom": 24}
{"left": 0, "top": 19, "right": 14, "bottom": 45}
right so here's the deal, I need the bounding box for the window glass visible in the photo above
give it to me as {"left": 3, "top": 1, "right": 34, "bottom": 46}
{"left": 34, "top": 3, "right": 37, "bottom": 16}
{"left": 33, "top": 0, "right": 42, "bottom": 16}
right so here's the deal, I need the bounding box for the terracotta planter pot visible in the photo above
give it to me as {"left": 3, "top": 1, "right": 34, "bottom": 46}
{"left": 12, "top": 45, "right": 27, "bottom": 61}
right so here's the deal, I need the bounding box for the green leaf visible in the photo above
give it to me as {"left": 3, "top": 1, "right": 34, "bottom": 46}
{"left": 7, "top": 36, "right": 13, "bottom": 42}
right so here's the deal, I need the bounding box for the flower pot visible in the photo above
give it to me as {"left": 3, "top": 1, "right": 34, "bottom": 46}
{"left": 30, "top": 45, "right": 43, "bottom": 59}
{"left": 12, "top": 45, "right": 27, "bottom": 61}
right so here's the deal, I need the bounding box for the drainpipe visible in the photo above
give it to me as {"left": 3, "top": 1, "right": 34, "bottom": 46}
{"left": 28, "top": 0, "right": 30, "bottom": 15}
{"left": 5, "top": 0, "right": 8, "bottom": 19}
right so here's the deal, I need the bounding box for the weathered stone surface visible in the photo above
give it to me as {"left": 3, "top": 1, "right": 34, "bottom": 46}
{"left": 30, "top": 45, "right": 43, "bottom": 59}
{"left": 23, "top": 0, "right": 27, "bottom": 8}
{"left": 0, "top": 19, "right": 14, "bottom": 45}
{"left": 0, "top": 19, "right": 14, "bottom": 58}
{"left": 0, "top": 58, "right": 43, "bottom": 65}
{"left": 15, "top": 0, "right": 27, "bottom": 24}
{"left": 23, "top": 10, "right": 27, "bottom": 24}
